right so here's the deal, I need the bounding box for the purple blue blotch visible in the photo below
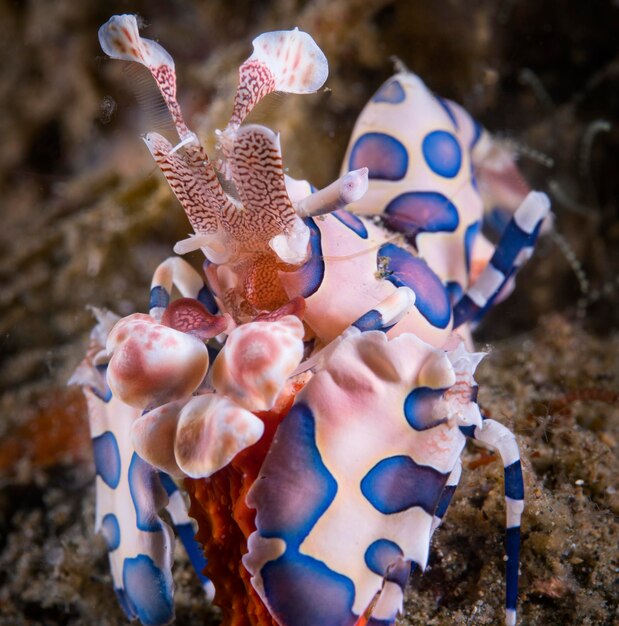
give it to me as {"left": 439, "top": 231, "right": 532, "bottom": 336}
{"left": 378, "top": 243, "right": 451, "bottom": 329}
{"left": 404, "top": 386, "right": 448, "bottom": 431}
{"left": 122, "top": 554, "right": 174, "bottom": 626}
{"left": 293, "top": 218, "right": 324, "bottom": 298}
{"left": 101, "top": 512, "right": 121, "bottom": 551}
{"left": 422, "top": 130, "right": 462, "bottom": 178}
{"left": 252, "top": 403, "right": 337, "bottom": 547}
{"left": 364, "top": 539, "right": 403, "bottom": 577}
{"left": 372, "top": 79, "right": 406, "bottom": 104}
{"left": 349, "top": 133, "right": 408, "bottom": 181}
{"left": 464, "top": 221, "right": 480, "bottom": 274}
{"left": 333, "top": 209, "right": 368, "bottom": 239}
{"left": 360, "top": 455, "right": 449, "bottom": 515}
{"left": 92, "top": 431, "right": 121, "bottom": 489}
{"left": 384, "top": 191, "right": 459, "bottom": 246}
{"left": 261, "top": 552, "right": 358, "bottom": 626}
{"left": 128, "top": 453, "right": 166, "bottom": 532}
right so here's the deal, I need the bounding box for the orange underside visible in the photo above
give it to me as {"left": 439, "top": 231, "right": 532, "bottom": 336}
{"left": 185, "top": 394, "right": 292, "bottom": 626}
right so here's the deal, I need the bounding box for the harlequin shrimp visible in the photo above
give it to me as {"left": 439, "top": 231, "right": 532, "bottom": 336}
{"left": 72, "top": 13, "right": 551, "bottom": 626}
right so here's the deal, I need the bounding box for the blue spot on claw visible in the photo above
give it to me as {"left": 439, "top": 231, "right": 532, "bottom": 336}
{"left": 404, "top": 386, "right": 448, "bottom": 430}
{"left": 422, "top": 130, "right": 462, "bottom": 178}
{"left": 361, "top": 455, "right": 448, "bottom": 515}
{"left": 252, "top": 403, "right": 337, "bottom": 549}
{"left": 262, "top": 552, "right": 357, "bottom": 626}
{"left": 349, "top": 133, "right": 408, "bottom": 181}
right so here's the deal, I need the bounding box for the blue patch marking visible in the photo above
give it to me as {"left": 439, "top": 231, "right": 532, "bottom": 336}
{"left": 349, "top": 133, "right": 408, "bottom": 181}
{"left": 471, "top": 385, "right": 479, "bottom": 403}
{"left": 123, "top": 554, "right": 174, "bottom": 626}
{"left": 262, "top": 552, "right": 357, "bottom": 626}
{"left": 372, "top": 79, "right": 406, "bottom": 104}
{"left": 332, "top": 209, "right": 368, "bottom": 239}
{"left": 404, "top": 386, "right": 448, "bottom": 431}
{"left": 92, "top": 364, "right": 112, "bottom": 402}
{"left": 367, "top": 618, "right": 396, "bottom": 626}
{"left": 446, "top": 281, "right": 463, "bottom": 305}
{"left": 436, "top": 97, "right": 459, "bottom": 130}
{"left": 422, "top": 130, "right": 462, "bottom": 178}
{"left": 384, "top": 191, "right": 459, "bottom": 245}
{"left": 158, "top": 472, "right": 177, "bottom": 496}
{"left": 293, "top": 218, "right": 324, "bottom": 298}
{"left": 92, "top": 431, "right": 121, "bottom": 489}
{"left": 459, "top": 424, "right": 477, "bottom": 438}
{"left": 101, "top": 513, "right": 121, "bottom": 551}
{"left": 361, "top": 455, "right": 448, "bottom": 515}
{"left": 385, "top": 559, "right": 412, "bottom": 589}
{"left": 149, "top": 285, "right": 169, "bottom": 310}
{"left": 504, "top": 460, "right": 524, "bottom": 500}
{"left": 505, "top": 526, "right": 521, "bottom": 610}
{"left": 176, "top": 522, "right": 209, "bottom": 584}
{"left": 128, "top": 453, "right": 165, "bottom": 532}
{"left": 378, "top": 243, "right": 451, "bottom": 329}
{"left": 464, "top": 221, "right": 480, "bottom": 274}
{"left": 252, "top": 403, "right": 337, "bottom": 549}
{"left": 353, "top": 309, "right": 384, "bottom": 333}
{"left": 365, "top": 539, "right": 403, "bottom": 577}
{"left": 197, "top": 285, "right": 218, "bottom": 314}
{"left": 435, "top": 485, "right": 457, "bottom": 519}
{"left": 114, "top": 587, "right": 136, "bottom": 621}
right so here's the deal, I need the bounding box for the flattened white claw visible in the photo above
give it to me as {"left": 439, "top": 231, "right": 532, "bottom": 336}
{"left": 98, "top": 14, "right": 174, "bottom": 69}
{"left": 251, "top": 28, "right": 328, "bottom": 94}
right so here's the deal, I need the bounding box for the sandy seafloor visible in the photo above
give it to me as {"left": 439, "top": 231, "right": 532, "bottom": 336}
{"left": 0, "top": 1, "right": 617, "bottom": 624}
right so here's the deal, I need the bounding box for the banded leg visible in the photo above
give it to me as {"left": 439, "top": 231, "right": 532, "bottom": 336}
{"left": 158, "top": 472, "right": 215, "bottom": 600}
{"left": 149, "top": 256, "right": 228, "bottom": 347}
{"left": 453, "top": 191, "right": 550, "bottom": 328}
{"left": 430, "top": 458, "right": 462, "bottom": 534}
{"left": 149, "top": 257, "right": 218, "bottom": 319}
{"left": 462, "top": 418, "right": 524, "bottom": 626}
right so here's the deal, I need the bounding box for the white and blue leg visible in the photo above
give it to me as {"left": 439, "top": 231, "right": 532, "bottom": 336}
{"left": 453, "top": 191, "right": 550, "bottom": 328}
{"left": 158, "top": 472, "right": 215, "bottom": 600}
{"left": 430, "top": 459, "right": 462, "bottom": 535}
{"left": 461, "top": 417, "right": 524, "bottom": 626}
{"left": 149, "top": 256, "right": 218, "bottom": 320}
